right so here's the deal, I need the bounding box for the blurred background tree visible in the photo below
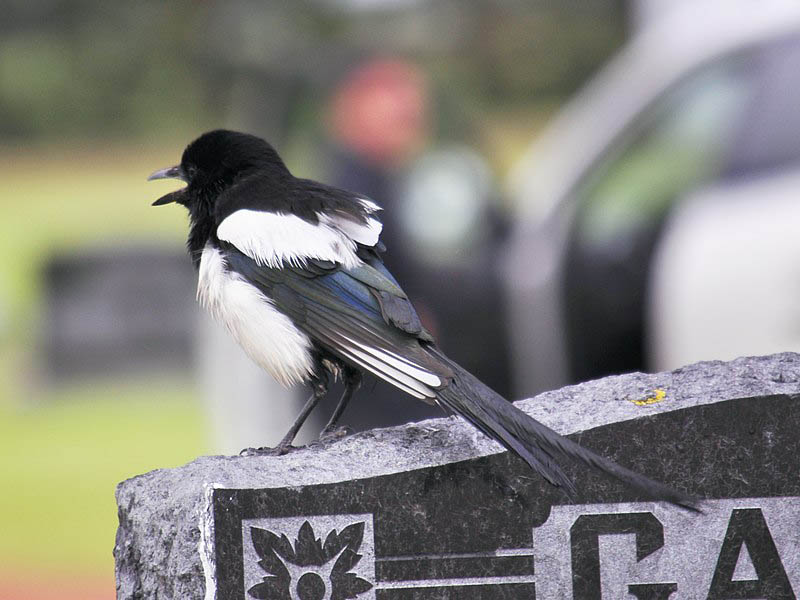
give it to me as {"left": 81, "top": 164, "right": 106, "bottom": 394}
{"left": 0, "top": 0, "right": 624, "bottom": 148}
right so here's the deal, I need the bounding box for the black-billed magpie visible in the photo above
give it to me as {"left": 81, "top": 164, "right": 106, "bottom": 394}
{"left": 149, "top": 129, "right": 698, "bottom": 509}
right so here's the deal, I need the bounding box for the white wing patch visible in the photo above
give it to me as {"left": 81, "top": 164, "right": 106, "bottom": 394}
{"left": 341, "top": 334, "right": 441, "bottom": 387}
{"left": 320, "top": 212, "right": 382, "bottom": 247}
{"left": 331, "top": 333, "right": 440, "bottom": 400}
{"left": 209, "top": 201, "right": 437, "bottom": 401}
{"left": 197, "top": 245, "right": 314, "bottom": 387}
{"left": 357, "top": 197, "right": 381, "bottom": 213}
{"left": 334, "top": 343, "right": 437, "bottom": 400}
{"left": 217, "top": 208, "right": 382, "bottom": 269}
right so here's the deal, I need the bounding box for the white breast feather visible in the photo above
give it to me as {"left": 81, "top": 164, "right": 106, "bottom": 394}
{"left": 217, "top": 209, "right": 367, "bottom": 269}
{"left": 197, "top": 245, "right": 314, "bottom": 387}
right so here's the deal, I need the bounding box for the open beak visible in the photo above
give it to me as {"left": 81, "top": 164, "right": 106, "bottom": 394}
{"left": 148, "top": 165, "right": 187, "bottom": 206}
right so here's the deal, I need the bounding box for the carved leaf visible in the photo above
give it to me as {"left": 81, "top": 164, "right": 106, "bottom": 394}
{"left": 332, "top": 572, "right": 373, "bottom": 600}
{"left": 337, "top": 522, "right": 365, "bottom": 553}
{"left": 295, "top": 520, "right": 325, "bottom": 566}
{"left": 247, "top": 578, "right": 291, "bottom": 600}
{"left": 277, "top": 533, "right": 296, "bottom": 563}
{"left": 332, "top": 549, "right": 361, "bottom": 575}
{"left": 323, "top": 528, "right": 341, "bottom": 560}
{"left": 251, "top": 528, "right": 290, "bottom": 578}
{"left": 251, "top": 527, "right": 279, "bottom": 561}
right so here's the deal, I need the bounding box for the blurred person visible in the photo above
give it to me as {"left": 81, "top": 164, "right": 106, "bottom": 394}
{"left": 320, "top": 58, "right": 511, "bottom": 431}
{"left": 325, "top": 58, "right": 429, "bottom": 287}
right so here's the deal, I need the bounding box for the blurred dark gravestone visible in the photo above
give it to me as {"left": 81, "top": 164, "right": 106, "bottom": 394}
{"left": 115, "top": 353, "right": 800, "bottom": 599}
{"left": 43, "top": 246, "right": 196, "bottom": 380}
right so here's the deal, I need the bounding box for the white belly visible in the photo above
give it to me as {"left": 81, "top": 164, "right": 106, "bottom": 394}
{"left": 196, "top": 245, "right": 314, "bottom": 387}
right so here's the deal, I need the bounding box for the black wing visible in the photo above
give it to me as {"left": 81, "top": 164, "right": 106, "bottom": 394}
{"left": 222, "top": 243, "right": 451, "bottom": 400}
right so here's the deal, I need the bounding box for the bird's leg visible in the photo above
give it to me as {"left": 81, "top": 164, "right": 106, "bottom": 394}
{"left": 319, "top": 368, "right": 362, "bottom": 441}
{"left": 241, "top": 372, "right": 328, "bottom": 456}
{"left": 273, "top": 376, "right": 329, "bottom": 451}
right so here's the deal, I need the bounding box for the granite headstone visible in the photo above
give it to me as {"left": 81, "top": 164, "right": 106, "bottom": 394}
{"left": 43, "top": 247, "right": 196, "bottom": 379}
{"left": 115, "top": 353, "right": 800, "bottom": 599}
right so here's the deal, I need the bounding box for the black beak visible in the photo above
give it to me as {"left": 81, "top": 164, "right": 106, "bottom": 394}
{"left": 148, "top": 165, "right": 187, "bottom": 206}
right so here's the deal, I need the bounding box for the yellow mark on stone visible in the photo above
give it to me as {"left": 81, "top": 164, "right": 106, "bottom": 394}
{"left": 630, "top": 388, "right": 666, "bottom": 406}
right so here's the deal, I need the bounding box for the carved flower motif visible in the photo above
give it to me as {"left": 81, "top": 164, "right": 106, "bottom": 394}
{"left": 248, "top": 520, "right": 373, "bottom": 600}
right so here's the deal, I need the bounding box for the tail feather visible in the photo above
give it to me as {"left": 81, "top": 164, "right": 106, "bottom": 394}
{"left": 437, "top": 381, "right": 577, "bottom": 495}
{"left": 433, "top": 354, "right": 700, "bottom": 511}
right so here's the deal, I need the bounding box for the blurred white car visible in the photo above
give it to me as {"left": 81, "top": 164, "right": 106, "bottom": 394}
{"left": 505, "top": 1, "right": 800, "bottom": 396}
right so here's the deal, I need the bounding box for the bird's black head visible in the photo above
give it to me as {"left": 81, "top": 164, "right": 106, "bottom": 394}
{"left": 149, "top": 130, "right": 292, "bottom": 267}
{"left": 148, "top": 129, "right": 290, "bottom": 211}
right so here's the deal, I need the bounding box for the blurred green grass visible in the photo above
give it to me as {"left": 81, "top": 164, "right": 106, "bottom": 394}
{"left": 0, "top": 141, "right": 209, "bottom": 579}
{"left": 0, "top": 380, "right": 206, "bottom": 574}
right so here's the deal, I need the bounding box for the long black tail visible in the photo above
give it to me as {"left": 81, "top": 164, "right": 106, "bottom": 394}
{"left": 432, "top": 352, "right": 700, "bottom": 511}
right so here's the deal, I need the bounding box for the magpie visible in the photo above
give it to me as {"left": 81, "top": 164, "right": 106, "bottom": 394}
{"left": 149, "top": 129, "right": 697, "bottom": 509}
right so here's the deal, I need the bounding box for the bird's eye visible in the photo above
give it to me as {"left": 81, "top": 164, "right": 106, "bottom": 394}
{"left": 185, "top": 165, "right": 198, "bottom": 179}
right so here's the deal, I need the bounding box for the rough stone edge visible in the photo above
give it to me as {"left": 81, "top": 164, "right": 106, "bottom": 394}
{"left": 129, "top": 352, "right": 800, "bottom": 491}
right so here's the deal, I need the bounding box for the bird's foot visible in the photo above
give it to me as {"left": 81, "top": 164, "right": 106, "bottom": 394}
{"left": 239, "top": 443, "right": 297, "bottom": 457}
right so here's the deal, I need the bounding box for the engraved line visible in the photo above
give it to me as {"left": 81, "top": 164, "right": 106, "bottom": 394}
{"left": 375, "top": 575, "right": 536, "bottom": 589}
{"left": 376, "top": 548, "right": 534, "bottom": 562}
